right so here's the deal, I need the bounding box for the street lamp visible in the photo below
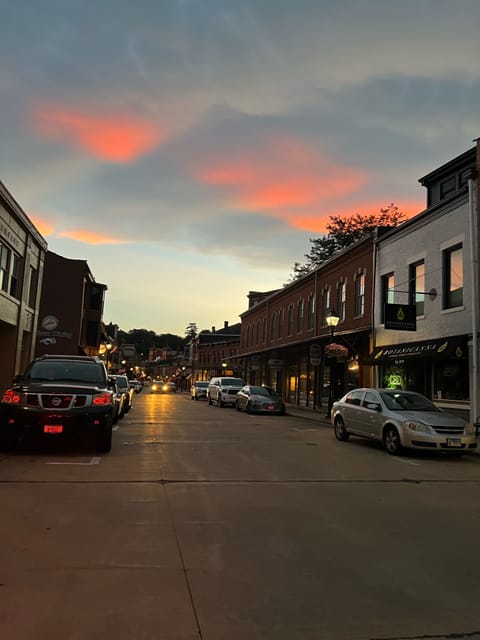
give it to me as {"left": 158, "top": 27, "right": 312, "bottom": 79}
{"left": 105, "top": 342, "right": 113, "bottom": 372}
{"left": 325, "top": 309, "right": 340, "bottom": 418}
{"left": 221, "top": 362, "right": 227, "bottom": 375}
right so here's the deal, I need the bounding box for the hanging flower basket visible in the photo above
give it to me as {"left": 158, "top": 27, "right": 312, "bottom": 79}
{"left": 324, "top": 343, "right": 349, "bottom": 361}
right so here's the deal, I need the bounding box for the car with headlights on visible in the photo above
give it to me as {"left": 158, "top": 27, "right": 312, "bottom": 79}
{"left": 331, "top": 388, "right": 477, "bottom": 455}
{"left": 235, "top": 385, "right": 286, "bottom": 415}
{"left": 0, "top": 355, "right": 115, "bottom": 452}
{"left": 191, "top": 381, "right": 208, "bottom": 400}
{"left": 150, "top": 380, "right": 177, "bottom": 393}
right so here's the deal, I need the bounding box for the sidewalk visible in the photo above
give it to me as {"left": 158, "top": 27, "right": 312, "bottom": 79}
{"left": 285, "top": 403, "right": 332, "bottom": 428}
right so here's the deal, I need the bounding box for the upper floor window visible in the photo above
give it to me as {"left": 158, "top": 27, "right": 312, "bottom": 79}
{"left": 287, "top": 305, "right": 294, "bottom": 336}
{"left": 28, "top": 266, "right": 38, "bottom": 309}
{"left": 270, "top": 312, "right": 277, "bottom": 340}
{"left": 278, "top": 308, "right": 284, "bottom": 338}
{"left": 263, "top": 318, "right": 267, "bottom": 343}
{"left": 381, "top": 273, "right": 395, "bottom": 323}
{"left": 297, "top": 299, "right": 304, "bottom": 333}
{"left": 0, "top": 242, "right": 21, "bottom": 300}
{"left": 337, "top": 281, "right": 346, "bottom": 321}
{"left": 440, "top": 175, "right": 457, "bottom": 199}
{"left": 9, "top": 254, "right": 21, "bottom": 299}
{"left": 0, "top": 242, "right": 11, "bottom": 293}
{"left": 409, "top": 260, "right": 425, "bottom": 316}
{"left": 321, "top": 288, "right": 330, "bottom": 327}
{"left": 307, "top": 294, "right": 315, "bottom": 330}
{"left": 354, "top": 272, "right": 365, "bottom": 317}
{"left": 443, "top": 243, "right": 463, "bottom": 309}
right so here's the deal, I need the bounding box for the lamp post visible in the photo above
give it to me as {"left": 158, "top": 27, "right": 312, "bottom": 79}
{"left": 325, "top": 309, "right": 340, "bottom": 418}
{"left": 221, "top": 362, "right": 227, "bottom": 376}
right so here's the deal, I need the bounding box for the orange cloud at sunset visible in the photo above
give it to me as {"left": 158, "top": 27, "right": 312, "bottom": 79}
{"left": 292, "top": 198, "right": 424, "bottom": 233}
{"left": 32, "top": 103, "right": 163, "bottom": 162}
{"left": 58, "top": 229, "right": 125, "bottom": 244}
{"left": 28, "top": 214, "right": 55, "bottom": 237}
{"left": 195, "top": 135, "right": 367, "bottom": 226}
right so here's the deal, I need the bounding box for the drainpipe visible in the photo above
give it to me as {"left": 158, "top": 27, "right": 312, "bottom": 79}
{"left": 468, "top": 171, "right": 479, "bottom": 428}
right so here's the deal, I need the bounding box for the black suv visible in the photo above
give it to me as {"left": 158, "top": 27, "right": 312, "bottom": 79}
{"left": 0, "top": 355, "right": 115, "bottom": 452}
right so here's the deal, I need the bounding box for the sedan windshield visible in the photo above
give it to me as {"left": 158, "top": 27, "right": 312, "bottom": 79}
{"left": 380, "top": 391, "right": 441, "bottom": 412}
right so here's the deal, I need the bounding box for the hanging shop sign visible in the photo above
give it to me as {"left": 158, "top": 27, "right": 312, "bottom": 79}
{"left": 384, "top": 304, "right": 416, "bottom": 331}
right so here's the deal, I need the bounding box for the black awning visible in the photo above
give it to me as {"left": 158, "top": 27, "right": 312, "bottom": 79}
{"left": 368, "top": 336, "right": 467, "bottom": 363}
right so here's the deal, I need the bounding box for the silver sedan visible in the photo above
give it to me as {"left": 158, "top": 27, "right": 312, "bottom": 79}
{"left": 331, "top": 388, "right": 477, "bottom": 455}
{"left": 235, "top": 385, "right": 286, "bottom": 415}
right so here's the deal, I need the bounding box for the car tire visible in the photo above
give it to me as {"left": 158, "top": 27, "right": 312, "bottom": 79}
{"left": 96, "top": 425, "right": 112, "bottom": 453}
{"left": 246, "top": 401, "right": 253, "bottom": 414}
{"left": 383, "top": 425, "right": 402, "bottom": 455}
{"left": 334, "top": 416, "right": 349, "bottom": 441}
{"left": 208, "top": 396, "right": 213, "bottom": 405}
{"left": 219, "top": 398, "right": 224, "bottom": 408}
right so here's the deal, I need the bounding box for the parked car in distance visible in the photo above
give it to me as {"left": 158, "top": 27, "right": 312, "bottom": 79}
{"left": 331, "top": 388, "right": 477, "bottom": 455}
{"left": 235, "top": 385, "right": 286, "bottom": 415}
{"left": 129, "top": 379, "right": 142, "bottom": 394}
{"left": 110, "top": 374, "right": 134, "bottom": 412}
{"left": 0, "top": 354, "right": 115, "bottom": 452}
{"left": 110, "top": 377, "right": 126, "bottom": 423}
{"left": 150, "top": 380, "right": 177, "bottom": 393}
{"left": 207, "top": 376, "right": 246, "bottom": 407}
{"left": 191, "top": 381, "right": 208, "bottom": 400}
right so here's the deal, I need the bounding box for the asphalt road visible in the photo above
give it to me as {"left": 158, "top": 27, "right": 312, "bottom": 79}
{"left": 1, "top": 390, "right": 480, "bottom": 640}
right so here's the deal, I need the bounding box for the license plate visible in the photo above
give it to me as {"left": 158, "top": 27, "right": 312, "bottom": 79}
{"left": 44, "top": 425, "right": 63, "bottom": 434}
{"left": 446, "top": 438, "right": 462, "bottom": 447}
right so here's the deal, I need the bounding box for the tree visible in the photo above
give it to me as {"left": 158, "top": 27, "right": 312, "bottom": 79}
{"left": 289, "top": 203, "right": 406, "bottom": 281}
{"left": 185, "top": 323, "right": 198, "bottom": 340}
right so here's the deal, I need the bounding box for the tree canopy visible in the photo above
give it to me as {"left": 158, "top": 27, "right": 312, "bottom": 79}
{"left": 289, "top": 203, "right": 406, "bottom": 281}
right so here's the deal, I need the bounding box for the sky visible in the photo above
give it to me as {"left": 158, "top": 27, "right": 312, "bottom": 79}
{"left": 1, "top": 0, "right": 480, "bottom": 336}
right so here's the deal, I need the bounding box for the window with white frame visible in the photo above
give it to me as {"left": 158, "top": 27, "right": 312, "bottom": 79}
{"left": 297, "top": 298, "right": 304, "bottom": 333}
{"left": 354, "top": 272, "right": 365, "bottom": 317}
{"left": 321, "top": 288, "right": 330, "bottom": 326}
{"left": 287, "top": 305, "right": 294, "bottom": 336}
{"left": 307, "top": 294, "right": 315, "bottom": 330}
{"left": 337, "top": 281, "right": 346, "bottom": 321}
{"left": 381, "top": 272, "right": 394, "bottom": 323}
{"left": 409, "top": 260, "right": 425, "bottom": 316}
{"left": 443, "top": 243, "right": 463, "bottom": 309}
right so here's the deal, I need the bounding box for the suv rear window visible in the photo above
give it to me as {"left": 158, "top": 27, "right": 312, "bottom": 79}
{"left": 26, "top": 361, "right": 107, "bottom": 385}
{"left": 220, "top": 378, "right": 245, "bottom": 386}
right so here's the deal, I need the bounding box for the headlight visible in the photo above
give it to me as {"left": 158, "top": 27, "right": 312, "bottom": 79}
{"left": 152, "top": 384, "right": 158, "bottom": 391}
{"left": 404, "top": 421, "right": 432, "bottom": 434}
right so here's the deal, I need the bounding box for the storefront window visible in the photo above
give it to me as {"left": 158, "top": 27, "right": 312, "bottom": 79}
{"left": 434, "top": 360, "right": 469, "bottom": 401}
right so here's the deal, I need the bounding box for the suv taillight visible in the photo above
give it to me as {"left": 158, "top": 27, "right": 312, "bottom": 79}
{"left": 2, "top": 389, "right": 21, "bottom": 404}
{"left": 93, "top": 392, "right": 112, "bottom": 406}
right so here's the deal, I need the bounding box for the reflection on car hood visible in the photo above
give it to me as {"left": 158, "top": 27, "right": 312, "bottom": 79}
{"left": 394, "top": 410, "right": 466, "bottom": 427}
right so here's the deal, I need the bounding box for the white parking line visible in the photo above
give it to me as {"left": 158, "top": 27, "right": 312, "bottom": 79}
{"left": 46, "top": 457, "right": 102, "bottom": 466}
{"left": 391, "top": 456, "right": 420, "bottom": 466}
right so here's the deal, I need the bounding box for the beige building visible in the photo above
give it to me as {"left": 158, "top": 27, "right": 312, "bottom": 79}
{"left": 0, "top": 180, "right": 47, "bottom": 392}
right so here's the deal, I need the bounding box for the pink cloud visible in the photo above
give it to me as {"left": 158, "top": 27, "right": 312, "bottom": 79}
{"left": 57, "top": 229, "right": 126, "bottom": 245}
{"left": 193, "top": 134, "right": 367, "bottom": 226}
{"left": 31, "top": 102, "right": 164, "bottom": 162}
{"left": 28, "top": 214, "right": 55, "bottom": 237}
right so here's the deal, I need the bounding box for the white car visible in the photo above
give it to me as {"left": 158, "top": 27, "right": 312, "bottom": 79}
{"left": 207, "top": 376, "right": 245, "bottom": 407}
{"left": 331, "top": 388, "right": 477, "bottom": 455}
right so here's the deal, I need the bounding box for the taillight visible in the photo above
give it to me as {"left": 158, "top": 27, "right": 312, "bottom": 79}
{"left": 93, "top": 392, "right": 112, "bottom": 406}
{"left": 2, "top": 389, "right": 21, "bottom": 404}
